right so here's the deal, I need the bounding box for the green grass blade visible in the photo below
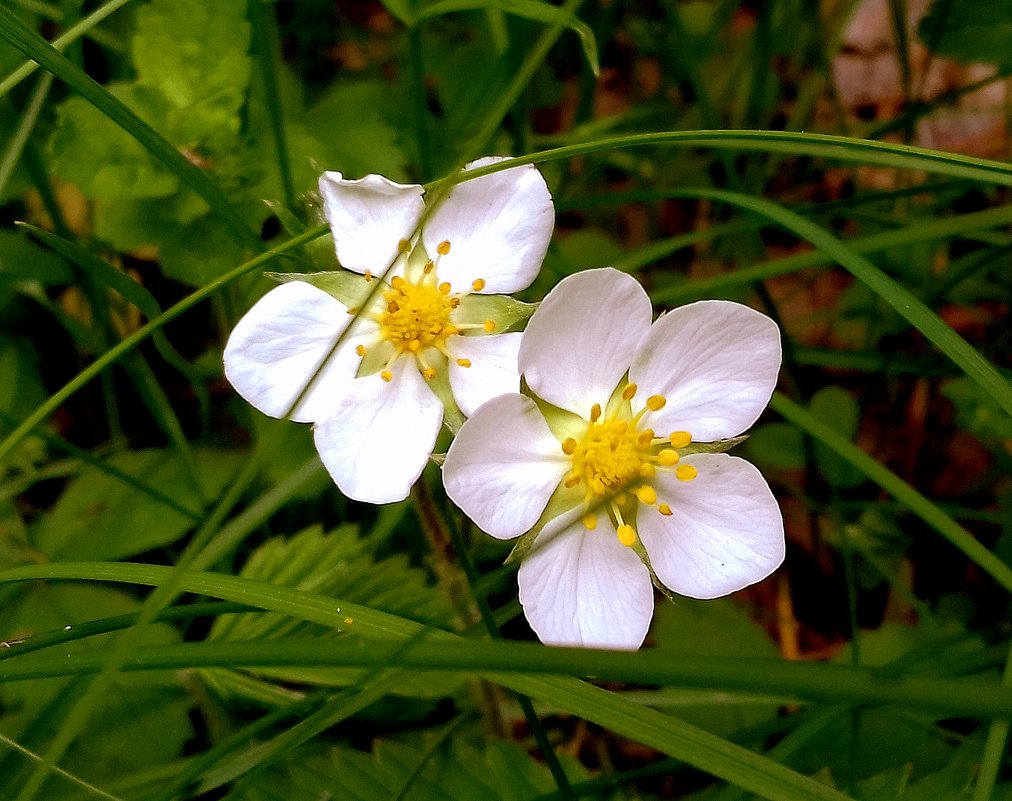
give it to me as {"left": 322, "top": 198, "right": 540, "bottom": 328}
{"left": 0, "top": 6, "right": 260, "bottom": 248}
{"left": 772, "top": 393, "right": 1012, "bottom": 593}
{"left": 0, "top": 73, "right": 52, "bottom": 196}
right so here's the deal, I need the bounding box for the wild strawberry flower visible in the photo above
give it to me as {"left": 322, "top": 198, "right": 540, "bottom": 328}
{"left": 442, "top": 268, "right": 785, "bottom": 649}
{"left": 224, "top": 158, "right": 554, "bottom": 504}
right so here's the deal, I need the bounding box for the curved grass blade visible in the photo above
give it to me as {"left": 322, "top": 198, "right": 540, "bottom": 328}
{"left": 0, "top": 6, "right": 260, "bottom": 249}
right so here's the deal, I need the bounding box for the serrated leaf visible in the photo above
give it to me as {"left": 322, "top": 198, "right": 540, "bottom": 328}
{"left": 29, "top": 447, "right": 245, "bottom": 561}
{"left": 132, "top": 0, "right": 251, "bottom": 148}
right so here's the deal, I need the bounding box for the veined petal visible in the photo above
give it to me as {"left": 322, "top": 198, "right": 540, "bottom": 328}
{"left": 313, "top": 361, "right": 442, "bottom": 504}
{"left": 423, "top": 157, "right": 553, "bottom": 295}
{"left": 223, "top": 281, "right": 361, "bottom": 423}
{"left": 629, "top": 300, "right": 781, "bottom": 440}
{"left": 518, "top": 515, "right": 654, "bottom": 649}
{"left": 446, "top": 332, "right": 522, "bottom": 417}
{"left": 520, "top": 268, "right": 652, "bottom": 418}
{"left": 443, "top": 394, "right": 566, "bottom": 539}
{"left": 319, "top": 171, "right": 425, "bottom": 275}
{"left": 639, "top": 453, "right": 785, "bottom": 599}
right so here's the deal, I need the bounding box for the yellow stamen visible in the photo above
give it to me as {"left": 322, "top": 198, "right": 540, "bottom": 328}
{"left": 472, "top": 278, "right": 486, "bottom": 291}
{"left": 658, "top": 503, "right": 672, "bottom": 516}
{"left": 582, "top": 513, "right": 597, "bottom": 531}
{"left": 364, "top": 270, "right": 373, "bottom": 283}
{"left": 639, "top": 463, "right": 656, "bottom": 478}
{"left": 622, "top": 383, "right": 637, "bottom": 400}
{"left": 437, "top": 240, "right": 451, "bottom": 255}
{"left": 483, "top": 319, "right": 496, "bottom": 332}
{"left": 646, "top": 394, "right": 666, "bottom": 411}
{"left": 669, "top": 431, "right": 692, "bottom": 448}
{"left": 407, "top": 339, "right": 421, "bottom": 352}
{"left": 676, "top": 464, "right": 698, "bottom": 482}
{"left": 565, "top": 475, "right": 581, "bottom": 488}
{"left": 561, "top": 437, "right": 577, "bottom": 455}
{"left": 438, "top": 282, "right": 451, "bottom": 295}
{"left": 422, "top": 367, "right": 436, "bottom": 381}
{"left": 355, "top": 344, "right": 367, "bottom": 357}
{"left": 616, "top": 524, "right": 637, "bottom": 547}
{"left": 381, "top": 370, "right": 393, "bottom": 382}
{"left": 456, "top": 358, "right": 471, "bottom": 368}
{"left": 423, "top": 260, "right": 435, "bottom": 274}
{"left": 657, "top": 449, "right": 680, "bottom": 465}
{"left": 391, "top": 275, "right": 406, "bottom": 290}
{"left": 590, "top": 403, "right": 602, "bottom": 423}
{"left": 634, "top": 485, "right": 657, "bottom": 505}
{"left": 637, "top": 428, "right": 654, "bottom": 445}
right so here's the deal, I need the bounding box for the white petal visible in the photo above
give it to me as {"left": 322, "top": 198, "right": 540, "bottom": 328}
{"left": 442, "top": 394, "right": 566, "bottom": 539}
{"left": 629, "top": 300, "right": 781, "bottom": 440}
{"left": 312, "top": 361, "right": 442, "bottom": 504}
{"left": 638, "top": 453, "right": 785, "bottom": 599}
{"left": 223, "top": 281, "right": 362, "bottom": 423}
{"left": 518, "top": 516, "right": 654, "bottom": 649}
{"left": 423, "top": 157, "right": 553, "bottom": 294}
{"left": 519, "top": 268, "right": 653, "bottom": 418}
{"left": 446, "top": 332, "right": 522, "bottom": 417}
{"left": 319, "top": 171, "right": 425, "bottom": 275}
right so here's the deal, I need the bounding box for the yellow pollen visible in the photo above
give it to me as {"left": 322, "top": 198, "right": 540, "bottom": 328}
{"left": 582, "top": 513, "right": 597, "bottom": 531}
{"left": 437, "top": 240, "right": 451, "bottom": 255}
{"left": 423, "top": 260, "right": 434, "bottom": 274}
{"left": 483, "top": 319, "right": 496, "bottom": 332}
{"left": 639, "top": 463, "right": 656, "bottom": 478}
{"left": 565, "top": 415, "right": 650, "bottom": 498}
{"left": 590, "top": 403, "right": 602, "bottom": 423}
{"left": 616, "top": 524, "right": 637, "bottom": 547}
{"left": 450, "top": 297, "right": 461, "bottom": 308}
{"left": 422, "top": 367, "right": 437, "bottom": 381}
{"left": 670, "top": 431, "right": 692, "bottom": 448}
{"left": 364, "top": 270, "right": 373, "bottom": 283}
{"left": 472, "top": 278, "right": 486, "bottom": 291}
{"left": 646, "top": 395, "right": 666, "bottom": 411}
{"left": 355, "top": 344, "right": 367, "bottom": 357}
{"left": 561, "top": 438, "right": 577, "bottom": 455}
{"left": 657, "top": 449, "right": 680, "bottom": 465}
{"left": 398, "top": 238, "right": 411, "bottom": 254}
{"left": 438, "top": 282, "right": 451, "bottom": 295}
{"left": 658, "top": 503, "right": 672, "bottom": 516}
{"left": 637, "top": 428, "right": 654, "bottom": 445}
{"left": 456, "top": 358, "right": 471, "bottom": 368}
{"left": 564, "top": 475, "right": 581, "bottom": 488}
{"left": 634, "top": 485, "right": 657, "bottom": 505}
{"left": 622, "top": 383, "right": 637, "bottom": 400}
{"left": 381, "top": 370, "right": 393, "bottom": 382}
{"left": 676, "top": 464, "right": 698, "bottom": 482}
{"left": 376, "top": 277, "right": 456, "bottom": 355}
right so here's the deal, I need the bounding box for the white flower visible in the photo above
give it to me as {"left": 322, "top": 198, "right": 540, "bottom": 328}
{"left": 442, "top": 268, "right": 785, "bottom": 649}
{"left": 224, "top": 158, "right": 554, "bottom": 504}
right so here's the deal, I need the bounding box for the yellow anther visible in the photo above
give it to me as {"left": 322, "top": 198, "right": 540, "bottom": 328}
{"left": 669, "top": 431, "right": 692, "bottom": 448}
{"left": 381, "top": 370, "right": 393, "bottom": 382}
{"left": 443, "top": 324, "right": 457, "bottom": 335}
{"left": 456, "top": 358, "right": 472, "bottom": 368}
{"left": 407, "top": 339, "right": 421, "bottom": 352}
{"left": 676, "top": 464, "right": 698, "bottom": 482}
{"left": 564, "top": 475, "right": 581, "bottom": 488}
{"left": 387, "top": 300, "right": 400, "bottom": 313}
{"left": 437, "top": 240, "right": 451, "bottom": 255}
{"left": 423, "top": 260, "right": 435, "bottom": 274}
{"left": 622, "top": 383, "right": 638, "bottom": 400}
{"left": 657, "top": 449, "right": 680, "bottom": 466}
{"left": 616, "top": 524, "right": 637, "bottom": 547}
{"left": 364, "top": 270, "right": 373, "bottom": 283}
{"left": 438, "top": 282, "right": 451, "bottom": 295}
{"left": 561, "top": 437, "right": 578, "bottom": 455}
{"left": 637, "top": 428, "right": 655, "bottom": 445}
{"left": 450, "top": 297, "right": 461, "bottom": 308}
{"left": 590, "top": 403, "right": 602, "bottom": 422}
{"left": 472, "top": 278, "right": 486, "bottom": 291}
{"left": 658, "top": 503, "right": 673, "bottom": 516}
{"left": 639, "top": 463, "right": 656, "bottom": 478}
{"left": 634, "top": 485, "right": 657, "bottom": 505}
{"left": 582, "top": 513, "right": 597, "bottom": 531}
{"left": 355, "top": 344, "right": 367, "bottom": 357}
{"left": 483, "top": 319, "right": 496, "bottom": 332}
{"left": 646, "top": 394, "right": 666, "bottom": 411}
{"left": 612, "top": 421, "right": 628, "bottom": 435}
{"left": 422, "top": 367, "right": 437, "bottom": 381}
{"left": 391, "top": 275, "right": 406, "bottom": 290}
{"left": 398, "top": 238, "right": 411, "bottom": 253}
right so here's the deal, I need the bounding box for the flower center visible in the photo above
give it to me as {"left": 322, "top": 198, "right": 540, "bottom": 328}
{"left": 378, "top": 276, "right": 456, "bottom": 354}
{"left": 559, "top": 384, "right": 697, "bottom": 548}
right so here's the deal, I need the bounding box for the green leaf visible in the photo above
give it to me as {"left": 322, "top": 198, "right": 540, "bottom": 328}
{"left": 0, "top": 229, "right": 72, "bottom": 285}
{"left": 29, "top": 448, "right": 244, "bottom": 561}
{"left": 159, "top": 213, "right": 248, "bottom": 285}
{"left": 0, "top": 336, "right": 46, "bottom": 434}
{"left": 942, "top": 376, "right": 1012, "bottom": 451}
{"left": 131, "top": 0, "right": 251, "bottom": 148}
{"left": 919, "top": 0, "right": 1012, "bottom": 71}
{"left": 743, "top": 422, "right": 805, "bottom": 470}
{"left": 810, "top": 387, "right": 865, "bottom": 488}
{"left": 48, "top": 89, "right": 178, "bottom": 200}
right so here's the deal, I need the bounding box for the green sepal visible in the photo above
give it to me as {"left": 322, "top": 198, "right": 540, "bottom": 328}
{"left": 264, "top": 269, "right": 370, "bottom": 309}
{"left": 423, "top": 360, "right": 466, "bottom": 434}
{"left": 681, "top": 434, "right": 749, "bottom": 455}
{"left": 520, "top": 378, "right": 586, "bottom": 442}
{"left": 455, "top": 295, "right": 538, "bottom": 333}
